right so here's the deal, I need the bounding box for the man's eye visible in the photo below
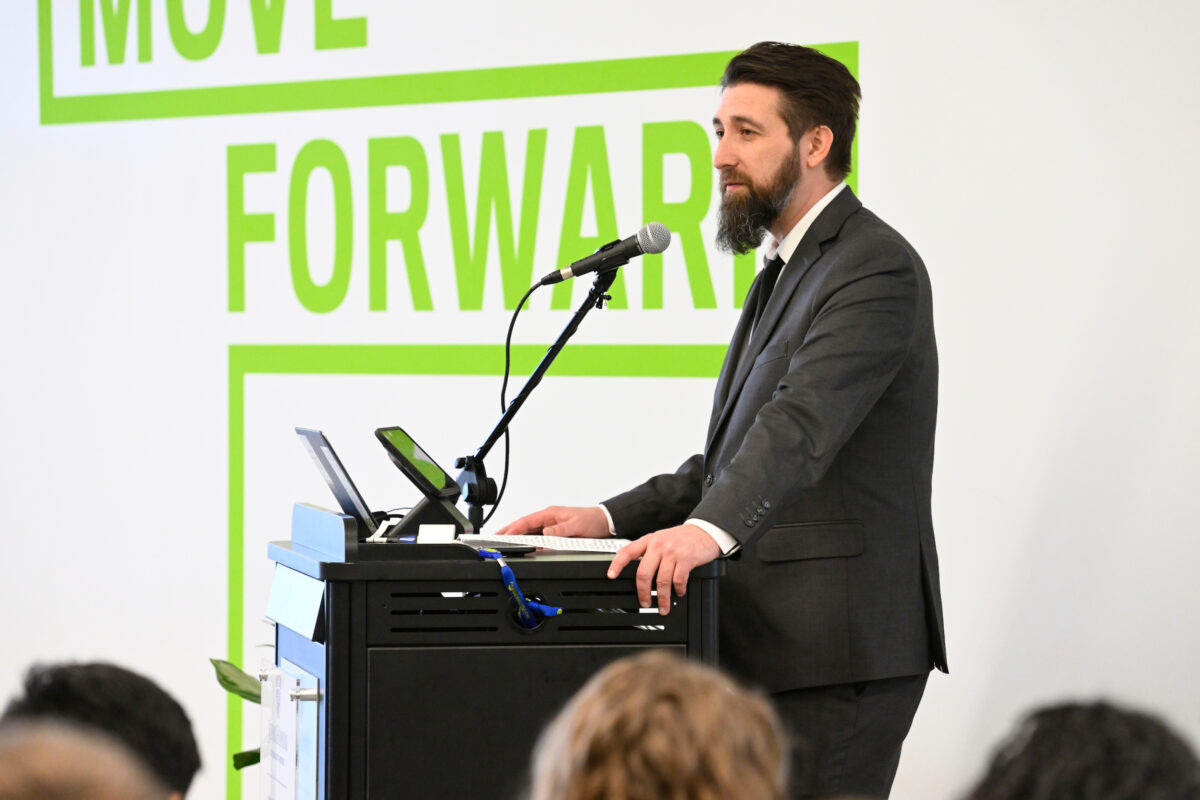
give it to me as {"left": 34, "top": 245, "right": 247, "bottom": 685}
{"left": 714, "top": 129, "right": 725, "bottom": 139}
{"left": 741, "top": 128, "right": 756, "bottom": 136}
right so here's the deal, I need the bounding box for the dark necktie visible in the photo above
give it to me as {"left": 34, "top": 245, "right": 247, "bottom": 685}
{"left": 751, "top": 254, "right": 785, "bottom": 329}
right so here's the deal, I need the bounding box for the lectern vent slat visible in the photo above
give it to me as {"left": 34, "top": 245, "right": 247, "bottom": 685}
{"left": 560, "top": 589, "right": 629, "bottom": 597}
{"left": 559, "top": 625, "right": 668, "bottom": 632}
{"left": 389, "top": 609, "right": 499, "bottom": 616}
{"left": 560, "top": 607, "right": 642, "bottom": 613}
{"left": 384, "top": 597, "right": 499, "bottom": 610}
{"left": 389, "top": 626, "right": 499, "bottom": 634}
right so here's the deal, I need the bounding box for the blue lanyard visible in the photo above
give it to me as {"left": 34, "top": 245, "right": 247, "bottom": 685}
{"left": 475, "top": 548, "right": 562, "bottom": 627}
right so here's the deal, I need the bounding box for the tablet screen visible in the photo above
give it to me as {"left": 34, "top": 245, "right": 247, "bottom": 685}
{"left": 295, "top": 427, "right": 378, "bottom": 534}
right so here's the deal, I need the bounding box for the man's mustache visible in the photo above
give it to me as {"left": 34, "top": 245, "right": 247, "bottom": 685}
{"left": 720, "top": 171, "right": 756, "bottom": 194}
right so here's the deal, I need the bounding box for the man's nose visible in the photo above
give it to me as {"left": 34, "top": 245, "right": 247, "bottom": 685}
{"left": 713, "top": 137, "right": 736, "bottom": 171}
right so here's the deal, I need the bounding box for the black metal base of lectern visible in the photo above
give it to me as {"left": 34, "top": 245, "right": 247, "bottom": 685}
{"left": 267, "top": 527, "right": 720, "bottom": 800}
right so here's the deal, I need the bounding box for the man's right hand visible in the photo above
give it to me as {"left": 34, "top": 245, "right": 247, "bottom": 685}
{"left": 490, "top": 506, "right": 611, "bottom": 539}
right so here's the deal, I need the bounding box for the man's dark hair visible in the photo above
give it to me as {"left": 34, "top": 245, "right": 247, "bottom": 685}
{"left": 1, "top": 662, "right": 201, "bottom": 794}
{"left": 964, "top": 700, "right": 1200, "bottom": 800}
{"left": 721, "top": 42, "right": 861, "bottom": 180}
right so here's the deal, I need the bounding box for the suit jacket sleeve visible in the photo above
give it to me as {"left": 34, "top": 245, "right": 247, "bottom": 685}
{"left": 693, "top": 236, "right": 922, "bottom": 546}
{"left": 602, "top": 453, "right": 704, "bottom": 537}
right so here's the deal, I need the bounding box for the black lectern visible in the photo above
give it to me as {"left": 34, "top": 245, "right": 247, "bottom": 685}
{"left": 265, "top": 505, "right": 720, "bottom": 800}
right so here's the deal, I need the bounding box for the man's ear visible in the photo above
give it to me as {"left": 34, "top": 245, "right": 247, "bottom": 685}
{"left": 802, "top": 125, "right": 835, "bottom": 170}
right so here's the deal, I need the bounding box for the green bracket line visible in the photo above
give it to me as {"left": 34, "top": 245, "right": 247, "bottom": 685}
{"left": 37, "top": 1, "right": 855, "bottom": 125}
{"left": 226, "top": 343, "right": 724, "bottom": 798}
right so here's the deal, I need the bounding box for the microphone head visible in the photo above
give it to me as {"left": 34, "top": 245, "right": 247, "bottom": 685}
{"left": 637, "top": 222, "right": 672, "bottom": 255}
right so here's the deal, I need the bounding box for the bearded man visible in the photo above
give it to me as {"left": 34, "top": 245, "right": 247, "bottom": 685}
{"left": 497, "top": 42, "right": 946, "bottom": 799}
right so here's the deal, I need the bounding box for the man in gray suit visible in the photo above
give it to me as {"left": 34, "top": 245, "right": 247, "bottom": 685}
{"left": 496, "top": 42, "right": 946, "bottom": 799}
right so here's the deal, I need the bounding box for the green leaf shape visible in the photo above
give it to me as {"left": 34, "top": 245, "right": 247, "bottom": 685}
{"left": 233, "top": 748, "right": 261, "bottom": 769}
{"left": 209, "top": 658, "right": 262, "bottom": 704}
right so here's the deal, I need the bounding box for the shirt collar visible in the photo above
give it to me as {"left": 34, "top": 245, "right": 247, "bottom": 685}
{"left": 763, "top": 182, "right": 847, "bottom": 264}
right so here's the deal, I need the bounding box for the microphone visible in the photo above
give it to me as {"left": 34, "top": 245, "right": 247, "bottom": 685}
{"left": 538, "top": 222, "right": 671, "bottom": 286}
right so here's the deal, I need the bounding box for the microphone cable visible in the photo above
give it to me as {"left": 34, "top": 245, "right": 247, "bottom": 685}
{"left": 480, "top": 281, "right": 540, "bottom": 527}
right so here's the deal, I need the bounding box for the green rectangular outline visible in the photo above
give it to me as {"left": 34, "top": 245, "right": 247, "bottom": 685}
{"left": 37, "top": 1, "right": 856, "bottom": 127}
{"left": 227, "top": 344, "right": 724, "bottom": 798}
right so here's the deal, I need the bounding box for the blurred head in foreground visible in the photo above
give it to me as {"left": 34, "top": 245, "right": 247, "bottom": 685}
{"left": 0, "top": 662, "right": 200, "bottom": 798}
{"left": 0, "top": 721, "right": 168, "bottom": 800}
{"left": 964, "top": 700, "right": 1200, "bottom": 800}
{"left": 528, "top": 650, "right": 788, "bottom": 800}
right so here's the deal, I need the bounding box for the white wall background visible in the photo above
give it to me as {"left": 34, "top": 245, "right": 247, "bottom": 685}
{"left": 3, "top": 2, "right": 1199, "bottom": 798}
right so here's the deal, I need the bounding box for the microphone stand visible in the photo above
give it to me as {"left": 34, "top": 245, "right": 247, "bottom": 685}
{"left": 455, "top": 266, "right": 622, "bottom": 531}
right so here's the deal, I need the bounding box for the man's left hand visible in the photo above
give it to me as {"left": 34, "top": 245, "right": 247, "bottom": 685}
{"left": 606, "top": 524, "right": 722, "bottom": 615}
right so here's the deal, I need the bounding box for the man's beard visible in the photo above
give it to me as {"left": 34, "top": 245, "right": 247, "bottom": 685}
{"left": 716, "top": 150, "right": 802, "bottom": 255}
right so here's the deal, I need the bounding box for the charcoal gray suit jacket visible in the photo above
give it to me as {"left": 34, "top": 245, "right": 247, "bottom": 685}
{"left": 604, "top": 187, "right": 947, "bottom": 693}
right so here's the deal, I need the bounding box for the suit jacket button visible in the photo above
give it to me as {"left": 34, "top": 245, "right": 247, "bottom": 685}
{"left": 756, "top": 506, "right": 765, "bottom": 514}
{"left": 744, "top": 519, "right": 754, "bottom": 527}
{"left": 704, "top": 473, "right": 713, "bottom": 487}
{"left": 762, "top": 500, "right": 771, "bottom": 509}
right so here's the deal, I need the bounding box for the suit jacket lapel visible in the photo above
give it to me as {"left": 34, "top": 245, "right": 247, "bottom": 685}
{"left": 705, "top": 187, "right": 864, "bottom": 454}
{"left": 708, "top": 271, "right": 762, "bottom": 435}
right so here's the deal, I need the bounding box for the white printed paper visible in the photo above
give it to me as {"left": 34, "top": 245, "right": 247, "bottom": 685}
{"left": 459, "top": 534, "right": 631, "bottom": 553}
{"left": 260, "top": 668, "right": 299, "bottom": 800}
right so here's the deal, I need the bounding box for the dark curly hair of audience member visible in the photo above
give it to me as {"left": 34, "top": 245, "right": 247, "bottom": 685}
{"left": 1, "top": 662, "right": 200, "bottom": 796}
{"left": 527, "top": 650, "right": 789, "bottom": 800}
{"left": 964, "top": 700, "right": 1200, "bottom": 800}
